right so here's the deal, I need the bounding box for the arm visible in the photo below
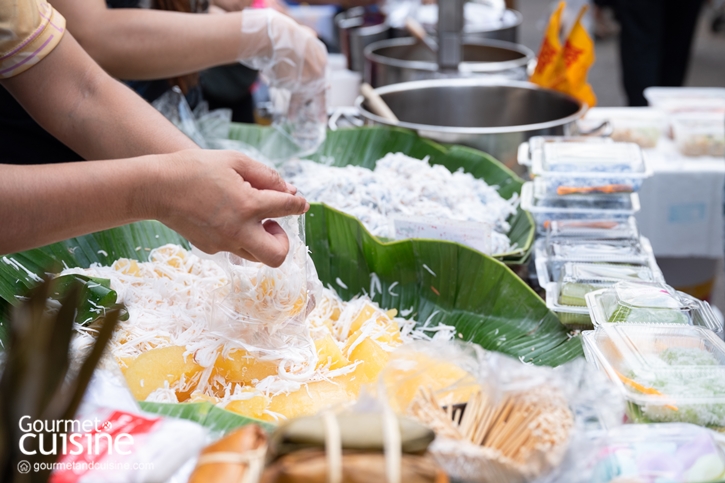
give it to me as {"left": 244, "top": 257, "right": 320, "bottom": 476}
{"left": 52, "top": 0, "right": 244, "bottom": 79}
{"left": 2, "top": 32, "right": 198, "bottom": 160}
{"left": 0, "top": 150, "right": 309, "bottom": 266}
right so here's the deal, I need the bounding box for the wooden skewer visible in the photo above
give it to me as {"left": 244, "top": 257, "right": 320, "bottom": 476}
{"left": 360, "top": 83, "right": 399, "bottom": 122}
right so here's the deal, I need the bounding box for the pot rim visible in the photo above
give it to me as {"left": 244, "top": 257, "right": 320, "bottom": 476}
{"left": 364, "top": 37, "right": 534, "bottom": 73}
{"left": 355, "top": 79, "right": 588, "bottom": 135}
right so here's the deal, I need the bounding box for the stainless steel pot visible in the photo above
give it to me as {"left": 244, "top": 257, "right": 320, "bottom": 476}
{"left": 390, "top": 8, "right": 522, "bottom": 43}
{"left": 364, "top": 38, "right": 533, "bottom": 87}
{"left": 336, "top": 9, "right": 390, "bottom": 74}
{"left": 355, "top": 79, "right": 587, "bottom": 171}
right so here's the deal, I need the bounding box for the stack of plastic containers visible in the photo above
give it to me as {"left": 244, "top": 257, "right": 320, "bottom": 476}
{"left": 519, "top": 136, "right": 656, "bottom": 329}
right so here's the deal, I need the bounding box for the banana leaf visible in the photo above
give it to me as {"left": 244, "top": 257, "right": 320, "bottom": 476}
{"left": 227, "top": 125, "right": 534, "bottom": 264}
{"left": 140, "top": 401, "right": 275, "bottom": 434}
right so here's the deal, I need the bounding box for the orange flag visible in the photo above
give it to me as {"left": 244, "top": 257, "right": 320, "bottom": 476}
{"left": 558, "top": 5, "right": 597, "bottom": 107}
{"left": 529, "top": 2, "right": 565, "bottom": 86}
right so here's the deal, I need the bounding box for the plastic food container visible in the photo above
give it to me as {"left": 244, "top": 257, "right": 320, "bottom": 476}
{"left": 546, "top": 217, "right": 639, "bottom": 242}
{"left": 534, "top": 237, "right": 660, "bottom": 288}
{"left": 586, "top": 281, "right": 722, "bottom": 334}
{"left": 543, "top": 263, "right": 661, "bottom": 330}
{"left": 589, "top": 423, "right": 725, "bottom": 483}
{"left": 644, "top": 87, "right": 725, "bottom": 115}
{"left": 530, "top": 142, "right": 650, "bottom": 196}
{"left": 581, "top": 107, "right": 666, "bottom": 149}
{"left": 521, "top": 181, "right": 641, "bottom": 235}
{"left": 671, "top": 112, "right": 725, "bottom": 157}
{"left": 582, "top": 324, "right": 725, "bottom": 427}
{"left": 517, "top": 135, "right": 613, "bottom": 168}
{"left": 547, "top": 239, "right": 649, "bottom": 264}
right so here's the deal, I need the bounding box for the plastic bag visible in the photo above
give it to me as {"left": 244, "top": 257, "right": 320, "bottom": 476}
{"left": 199, "top": 215, "right": 322, "bottom": 371}
{"left": 378, "top": 340, "right": 625, "bottom": 483}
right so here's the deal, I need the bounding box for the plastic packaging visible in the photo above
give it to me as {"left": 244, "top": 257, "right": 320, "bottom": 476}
{"left": 382, "top": 341, "right": 625, "bottom": 483}
{"left": 517, "top": 136, "right": 614, "bottom": 168}
{"left": 390, "top": 215, "right": 494, "bottom": 255}
{"left": 203, "top": 215, "right": 322, "bottom": 362}
{"left": 238, "top": 9, "right": 328, "bottom": 155}
{"left": 547, "top": 239, "right": 649, "bottom": 264}
{"left": 586, "top": 281, "right": 722, "bottom": 333}
{"left": 580, "top": 107, "right": 666, "bottom": 148}
{"left": 546, "top": 217, "right": 639, "bottom": 242}
{"left": 543, "top": 264, "right": 662, "bottom": 330}
{"left": 521, "top": 181, "right": 641, "bottom": 235}
{"left": 582, "top": 324, "right": 725, "bottom": 427}
{"left": 588, "top": 423, "right": 725, "bottom": 483}
{"left": 534, "top": 237, "right": 660, "bottom": 289}
{"left": 529, "top": 142, "right": 649, "bottom": 196}
{"left": 644, "top": 87, "right": 725, "bottom": 115}
{"left": 671, "top": 112, "right": 725, "bottom": 157}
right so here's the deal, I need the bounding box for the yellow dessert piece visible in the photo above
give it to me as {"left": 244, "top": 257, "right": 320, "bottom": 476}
{"left": 348, "top": 338, "right": 389, "bottom": 385}
{"left": 226, "top": 394, "right": 270, "bottom": 420}
{"left": 348, "top": 303, "right": 377, "bottom": 334}
{"left": 124, "top": 345, "right": 202, "bottom": 400}
{"left": 315, "top": 335, "right": 350, "bottom": 370}
{"left": 266, "top": 379, "right": 356, "bottom": 421}
{"left": 214, "top": 349, "right": 279, "bottom": 385}
{"left": 113, "top": 259, "right": 141, "bottom": 277}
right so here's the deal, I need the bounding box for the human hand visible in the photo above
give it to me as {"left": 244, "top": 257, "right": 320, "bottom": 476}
{"left": 237, "top": 9, "right": 327, "bottom": 93}
{"left": 146, "top": 150, "right": 309, "bottom": 267}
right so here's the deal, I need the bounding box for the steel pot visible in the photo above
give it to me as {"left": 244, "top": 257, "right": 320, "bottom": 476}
{"left": 336, "top": 9, "right": 390, "bottom": 74}
{"left": 355, "top": 79, "right": 587, "bottom": 171}
{"left": 364, "top": 37, "right": 533, "bottom": 87}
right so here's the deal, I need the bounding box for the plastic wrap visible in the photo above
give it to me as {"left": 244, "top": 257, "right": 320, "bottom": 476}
{"left": 586, "top": 281, "right": 722, "bottom": 333}
{"left": 580, "top": 107, "right": 665, "bottom": 148}
{"left": 379, "top": 341, "right": 625, "bottom": 483}
{"left": 583, "top": 324, "right": 725, "bottom": 427}
{"left": 671, "top": 112, "right": 725, "bottom": 157}
{"left": 238, "top": 9, "right": 327, "bottom": 155}
{"left": 200, "top": 215, "right": 322, "bottom": 368}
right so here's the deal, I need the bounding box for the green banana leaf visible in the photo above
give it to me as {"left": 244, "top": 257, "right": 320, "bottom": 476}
{"left": 140, "top": 401, "right": 275, "bottom": 434}
{"left": 227, "top": 125, "right": 534, "bottom": 264}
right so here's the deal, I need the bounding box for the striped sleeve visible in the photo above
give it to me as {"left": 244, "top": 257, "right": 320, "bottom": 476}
{"left": 0, "top": 0, "right": 66, "bottom": 79}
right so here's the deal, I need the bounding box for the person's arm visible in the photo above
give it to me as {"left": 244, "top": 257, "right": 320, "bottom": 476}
{"left": 0, "top": 150, "right": 309, "bottom": 266}
{"left": 50, "top": 0, "right": 322, "bottom": 82}
{"left": 2, "top": 32, "right": 198, "bottom": 160}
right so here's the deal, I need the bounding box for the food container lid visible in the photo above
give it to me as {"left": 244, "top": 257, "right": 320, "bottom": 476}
{"left": 534, "top": 237, "right": 662, "bottom": 289}
{"left": 546, "top": 239, "right": 649, "bottom": 264}
{"left": 561, "top": 262, "right": 658, "bottom": 285}
{"left": 590, "top": 423, "right": 725, "bottom": 483}
{"left": 546, "top": 217, "right": 639, "bottom": 241}
{"left": 521, "top": 181, "right": 641, "bottom": 216}
{"left": 644, "top": 87, "right": 725, "bottom": 113}
{"left": 540, "top": 142, "right": 645, "bottom": 172}
{"left": 582, "top": 324, "right": 725, "bottom": 405}
{"left": 518, "top": 136, "right": 614, "bottom": 167}
{"left": 585, "top": 281, "right": 722, "bottom": 333}
{"left": 546, "top": 281, "right": 601, "bottom": 314}
{"left": 671, "top": 111, "right": 725, "bottom": 133}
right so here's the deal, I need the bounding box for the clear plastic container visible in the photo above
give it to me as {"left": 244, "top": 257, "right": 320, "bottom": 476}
{"left": 530, "top": 142, "right": 650, "bottom": 196}
{"left": 581, "top": 107, "right": 666, "bottom": 149}
{"left": 517, "top": 136, "right": 614, "bottom": 168}
{"left": 586, "top": 281, "right": 722, "bottom": 333}
{"left": 521, "top": 181, "right": 641, "bottom": 235}
{"left": 644, "top": 87, "right": 725, "bottom": 115}
{"left": 533, "top": 237, "right": 661, "bottom": 289}
{"left": 544, "top": 264, "right": 660, "bottom": 330}
{"left": 547, "top": 239, "right": 649, "bottom": 265}
{"left": 590, "top": 423, "right": 725, "bottom": 483}
{"left": 671, "top": 112, "right": 725, "bottom": 157}
{"left": 582, "top": 324, "right": 725, "bottom": 427}
{"left": 546, "top": 217, "right": 639, "bottom": 242}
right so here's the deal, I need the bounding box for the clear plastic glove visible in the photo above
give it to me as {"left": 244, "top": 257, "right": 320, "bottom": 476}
{"left": 238, "top": 9, "right": 327, "bottom": 155}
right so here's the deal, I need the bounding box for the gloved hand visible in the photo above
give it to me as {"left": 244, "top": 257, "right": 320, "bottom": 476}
{"left": 238, "top": 9, "right": 328, "bottom": 155}
{"left": 237, "top": 9, "right": 327, "bottom": 94}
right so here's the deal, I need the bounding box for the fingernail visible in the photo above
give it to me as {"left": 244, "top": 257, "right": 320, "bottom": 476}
{"left": 304, "top": 202, "right": 310, "bottom": 212}
{"left": 285, "top": 182, "right": 296, "bottom": 194}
